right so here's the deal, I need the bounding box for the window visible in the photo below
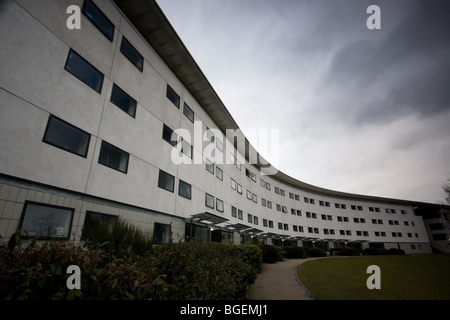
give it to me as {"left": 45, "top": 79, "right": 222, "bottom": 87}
{"left": 252, "top": 193, "right": 257, "bottom": 203}
{"left": 262, "top": 198, "right": 266, "bottom": 207}
{"left": 19, "top": 202, "right": 74, "bottom": 240}
{"left": 231, "top": 206, "right": 237, "bottom": 218}
{"left": 248, "top": 214, "right": 253, "bottom": 223}
{"left": 260, "top": 179, "right": 266, "bottom": 187}
{"left": 110, "top": 83, "right": 137, "bottom": 117}
{"left": 205, "top": 193, "right": 214, "bottom": 208}
{"left": 275, "top": 187, "right": 280, "bottom": 194}
{"left": 246, "top": 190, "right": 252, "bottom": 200}
{"left": 81, "top": 211, "right": 117, "bottom": 241}
{"left": 237, "top": 184, "right": 242, "bottom": 194}
{"left": 162, "top": 124, "right": 178, "bottom": 147}
{"left": 216, "top": 199, "right": 224, "bottom": 212}
{"left": 43, "top": 115, "right": 90, "bottom": 157}
{"left": 230, "top": 178, "right": 236, "bottom": 190}
{"left": 268, "top": 220, "right": 273, "bottom": 228}
{"left": 206, "top": 128, "right": 215, "bottom": 142}
{"left": 282, "top": 206, "right": 288, "bottom": 213}
{"left": 266, "top": 182, "right": 271, "bottom": 191}
{"left": 267, "top": 201, "right": 272, "bottom": 209}
{"left": 166, "top": 84, "right": 180, "bottom": 108}
{"left": 295, "top": 194, "right": 300, "bottom": 201}
{"left": 120, "top": 37, "right": 143, "bottom": 71}
{"left": 216, "top": 139, "right": 223, "bottom": 152}
{"left": 206, "top": 159, "right": 214, "bottom": 174}
{"left": 181, "top": 139, "right": 192, "bottom": 158}
{"left": 280, "top": 189, "right": 285, "bottom": 196}
{"left": 98, "top": 141, "right": 129, "bottom": 173}
{"left": 158, "top": 170, "right": 175, "bottom": 193}
{"left": 238, "top": 209, "right": 243, "bottom": 220}
{"left": 183, "top": 103, "right": 194, "bottom": 122}
{"left": 253, "top": 216, "right": 258, "bottom": 225}
{"left": 82, "top": 0, "right": 114, "bottom": 41}
{"left": 216, "top": 167, "right": 223, "bottom": 180}
{"left": 65, "top": 49, "right": 104, "bottom": 93}
{"left": 154, "top": 222, "right": 171, "bottom": 244}
{"left": 178, "top": 179, "right": 191, "bottom": 199}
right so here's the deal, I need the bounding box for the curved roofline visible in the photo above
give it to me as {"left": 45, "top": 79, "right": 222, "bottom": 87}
{"left": 113, "top": 0, "right": 439, "bottom": 207}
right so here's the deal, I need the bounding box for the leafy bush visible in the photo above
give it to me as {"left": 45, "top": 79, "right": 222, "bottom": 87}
{"left": 330, "top": 248, "right": 360, "bottom": 256}
{"left": 283, "top": 246, "right": 307, "bottom": 259}
{"left": 306, "top": 248, "right": 327, "bottom": 257}
{"left": 388, "top": 248, "right": 405, "bottom": 255}
{"left": 0, "top": 236, "right": 261, "bottom": 300}
{"left": 259, "top": 245, "right": 279, "bottom": 263}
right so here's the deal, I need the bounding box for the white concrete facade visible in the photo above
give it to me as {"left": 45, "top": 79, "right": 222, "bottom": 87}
{"left": 0, "top": 0, "right": 432, "bottom": 254}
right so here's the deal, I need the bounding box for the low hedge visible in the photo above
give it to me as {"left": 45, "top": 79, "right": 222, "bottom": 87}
{"left": 362, "top": 247, "right": 406, "bottom": 255}
{"left": 0, "top": 237, "right": 261, "bottom": 300}
{"left": 283, "top": 246, "right": 307, "bottom": 259}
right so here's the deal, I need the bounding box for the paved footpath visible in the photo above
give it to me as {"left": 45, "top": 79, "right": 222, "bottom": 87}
{"left": 247, "top": 258, "right": 314, "bottom": 300}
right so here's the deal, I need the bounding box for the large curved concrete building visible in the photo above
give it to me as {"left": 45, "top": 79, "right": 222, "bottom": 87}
{"left": 0, "top": 0, "right": 446, "bottom": 254}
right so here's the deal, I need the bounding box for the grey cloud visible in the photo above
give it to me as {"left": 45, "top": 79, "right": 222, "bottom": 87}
{"left": 322, "top": 0, "right": 450, "bottom": 125}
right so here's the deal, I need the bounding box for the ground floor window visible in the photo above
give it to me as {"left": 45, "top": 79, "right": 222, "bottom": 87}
{"left": 154, "top": 222, "right": 171, "bottom": 244}
{"left": 81, "top": 211, "right": 118, "bottom": 242}
{"left": 19, "top": 202, "right": 74, "bottom": 240}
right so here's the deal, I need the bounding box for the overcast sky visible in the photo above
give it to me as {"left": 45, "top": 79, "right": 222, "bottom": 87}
{"left": 156, "top": 0, "right": 450, "bottom": 204}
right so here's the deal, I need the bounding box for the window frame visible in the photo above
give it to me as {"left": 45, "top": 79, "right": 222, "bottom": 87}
{"left": 98, "top": 140, "right": 129, "bottom": 173}
{"left": 42, "top": 115, "right": 91, "bottom": 158}
{"left": 120, "top": 36, "right": 144, "bottom": 72}
{"left": 19, "top": 201, "right": 74, "bottom": 240}
{"left": 183, "top": 103, "right": 194, "bottom": 122}
{"left": 158, "top": 169, "right": 175, "bottom": 193}
{"left": 178, "top": 179, "right": 192, "bottom": 199}
{"left": 82, "top": 0, "right": 115, "bottom": 41}
{"left": 64, "top": 49, "right": 104, "bottom": 93}
{"left": 166, "top": 84, "right": 180, "bottom": 109}
{"left": 110, "top": 83, "right": 137, "bottom": 118}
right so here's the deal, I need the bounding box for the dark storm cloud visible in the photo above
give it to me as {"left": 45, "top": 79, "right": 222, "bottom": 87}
{"left": 323, "top": 0, "right": 450, "bottom": 124}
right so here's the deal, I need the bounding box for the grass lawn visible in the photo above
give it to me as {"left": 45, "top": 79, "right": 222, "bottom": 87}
{"left": 297, "top": 254, "right": 450, "bottom": 300}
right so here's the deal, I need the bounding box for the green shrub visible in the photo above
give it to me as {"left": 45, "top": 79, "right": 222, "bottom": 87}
{"left": 259, "top": 244, "right": 279, "bottom": 263}
{"left": 0, "top": 236, "right": 261, "bottom": 300}
{"left": 306, "top": 248, "right": 327, "bottom": 257}
{"left": 388, "top": 248, "right": 405, "bottom": 255}
{"left": 283, "top": 246, "right": 307, "bottom": 259}
{"left": 330, "top": 248, "right": 360, "bottom": 256}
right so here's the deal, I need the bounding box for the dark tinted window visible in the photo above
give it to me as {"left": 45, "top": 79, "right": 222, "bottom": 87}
{"left": 178, "top": 180, "right": 192, "bottom": 199}
{"left": 162, "top": 124, "right": 178, "bottom": 147}
{"left": 65, "top": 49, "right": 104, "bottom": 93}
{"left": 19, "top": 202, "right": 74, "bottom": 240}
{"left": 110, "top": 83, "right": 137, "bottom": 117}
{"left": 98, "top": 141, "right": 129, "bottom": 173}
{"left": 43, "top": 115, "right": 90, "bottom": 157}
{"left": 120, "top": 37, "right": 144, "bottom": 71}
{"left": 183, "top": 103, "right": 194, "bottom": 122}
{"left": 158, "top": 170, "right": 175, "bottom": 192}
{"left": 82, "top": 0, "right": 114, "bottom": 41}
{"left": 166, "top": 84, "right": 180, "bottom": 108}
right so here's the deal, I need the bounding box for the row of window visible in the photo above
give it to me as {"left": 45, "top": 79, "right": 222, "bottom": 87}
{"left": 43, "top": 114, "right": 130, "bottom": 173}
{"left": 157, "top": 169, "right": 192, "bottom": 200}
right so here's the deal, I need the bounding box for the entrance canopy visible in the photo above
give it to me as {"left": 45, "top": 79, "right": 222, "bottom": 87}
{"left": 188, "top": 212, "right": 229, "bottom": 226}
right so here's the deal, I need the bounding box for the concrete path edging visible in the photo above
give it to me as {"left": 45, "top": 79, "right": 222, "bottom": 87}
{"left": 248, "top": 258, "right": 318, "bottom": 300}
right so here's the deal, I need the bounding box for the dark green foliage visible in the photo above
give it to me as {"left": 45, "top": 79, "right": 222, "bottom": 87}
{"left": 330, "top": 248, "right": 360, "bottom": 256}
{"left": 305, "top": 247, "right": 327, "bottom": 257}
{"left": 259, "top": 244, "right": 279, "bottom": 263}
{"left": 283, "top": 246, "right": 307, "bottom": 259}
{"left": 0, "top": 237, "right": 261, "bottom": 300}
